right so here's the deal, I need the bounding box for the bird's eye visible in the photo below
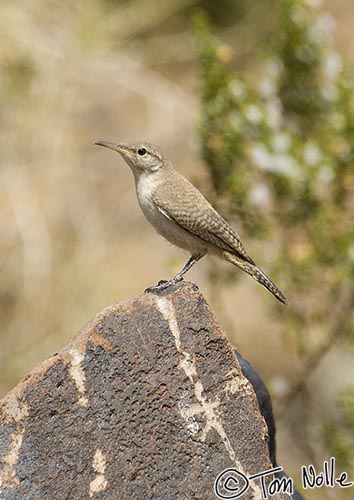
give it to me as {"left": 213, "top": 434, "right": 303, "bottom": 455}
{"left": 138, "top": 147, "right": 147, "bottom": 156}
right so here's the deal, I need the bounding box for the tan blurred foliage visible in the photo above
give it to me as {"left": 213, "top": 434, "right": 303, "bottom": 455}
{"left": 0, "top": 0, "right": 202, "bottom": 395}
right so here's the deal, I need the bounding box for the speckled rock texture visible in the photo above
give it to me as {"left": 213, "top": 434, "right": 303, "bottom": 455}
{"left": 0, "top": 282, "right": 292, "bottom": 500}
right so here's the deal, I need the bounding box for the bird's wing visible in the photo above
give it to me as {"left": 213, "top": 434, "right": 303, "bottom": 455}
{"left": 154, "top": 189, "right": 255, "bottom": 265}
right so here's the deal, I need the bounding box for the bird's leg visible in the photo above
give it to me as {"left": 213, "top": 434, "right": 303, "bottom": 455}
{"left": 145, "top": 253, "right": 205, "bottom": 293}
{"left": 174, "top": 253, "right": 205, "bottom": 281}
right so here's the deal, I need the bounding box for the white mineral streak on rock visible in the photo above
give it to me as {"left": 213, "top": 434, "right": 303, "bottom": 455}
{"left": 155, "top": 296, "right": 262, "bottom": 499}
{"left": 68, "top": 347, "right": 88, "bottom": 407}
{"left": 89, "top": 448, "right": 108, "bottom": 497}
{"left": 0, "top": 395, "right": 29, "bottom": 488}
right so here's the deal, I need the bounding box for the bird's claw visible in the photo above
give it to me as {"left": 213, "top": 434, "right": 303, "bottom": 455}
{"left": 144, "top": 276, "right": 184, "bottom": 294}
{"left": 145, "top": 283, "right": 168, "bottom": 294}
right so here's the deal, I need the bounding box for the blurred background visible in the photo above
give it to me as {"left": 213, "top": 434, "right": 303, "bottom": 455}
{"left": 1, "top": 0, "right": 354, "bottom": 498}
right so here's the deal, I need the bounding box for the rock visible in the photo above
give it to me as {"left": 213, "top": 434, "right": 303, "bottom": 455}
{"left": 0, "top": 282, "right": 292, "bottom": 500}
{"left": 235, "top": 351, "right": 305, "bottom": 500}
{"left": 235, "top": 351, "right": 277, "bottom": 467}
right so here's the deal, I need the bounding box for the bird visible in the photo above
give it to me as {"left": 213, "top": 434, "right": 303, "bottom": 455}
{"left": 94, "top": 140, "right": 288, "bottom": 304}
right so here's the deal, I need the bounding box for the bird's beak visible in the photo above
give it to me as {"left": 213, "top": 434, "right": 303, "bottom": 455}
{"left": 94, "top": 141, "right": 127, "bottom": 154}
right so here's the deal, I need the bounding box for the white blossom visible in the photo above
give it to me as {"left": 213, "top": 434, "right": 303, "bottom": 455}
{"left": 250, "top": 144, "right": 301, "bottom": 178}
{"left": 265, "top": 58, "right": 283, "bottom": 78}
{"left": 318, "top": 166, "right": 334, "bottom": 184}
{"left": 230, "top": 80, "right": 246, "bottom": 101}
{"left": 273, "top": 132, "right": 292, "bottom": 153}
{"left": 305, "top": 0, "right": 322, "bottom": 9}
{"left": 303, "top": 142, "right": 322, "bottom": 166}
{"left": 264, "top": 99, "right": 283, "bottom": 130}
{"left": 245, "top": 104, "right": 263, "bottom": 124}
{"left": 249, "top": 182, "right": 270, "bottom": 207}
{"left": 317, "top": 12, "right": 336, "bottom": 37}
{"left": 250, "top": 144, "right": 272, "bottom": 169}
{"left": 271, "top": 154, "right": 301, "bottom": 177}
{"left": 291, "top": 5, "right": 307, "bottom": 26}
{"left": 321, "top": 83, "right": 339, "bottom": 102}
{"left": 322, "top": 51, "right": 342, "bottom": 80}
{"left": 259, "top": 78, "right": 278, "bottom": 99}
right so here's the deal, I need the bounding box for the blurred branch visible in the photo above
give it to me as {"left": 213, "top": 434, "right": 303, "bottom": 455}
{"left": 278, "top": 284, "right": 354, "bottom": 414}
{"left": 2, "top": 167, "right": 51, "bottom": 297}
{"left": 98, "top": 0, "right": 196, "bottom": 41}
{"left": 3, "top": 167, "right": 52, "bottom": 298}
{"left": 86, "top": 53, "right": 197, "bottom": 132}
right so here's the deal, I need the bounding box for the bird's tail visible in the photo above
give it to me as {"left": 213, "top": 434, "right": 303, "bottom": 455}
{"left": 223, "top": 252, "right": 288, "bottom": 305}
{"left": 251, "top": 266, "right": 288, "bottom": 305}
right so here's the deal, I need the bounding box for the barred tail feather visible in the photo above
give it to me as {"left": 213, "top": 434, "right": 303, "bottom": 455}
{"left": 223, "top": 252, "right": 288, "bottom": 305}
{"left": 251, "top": 266, "right": 288, "bottom": 305}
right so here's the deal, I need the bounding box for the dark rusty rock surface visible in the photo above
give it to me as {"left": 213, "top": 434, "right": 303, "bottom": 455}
{"left": 0, "top": 282, "right": 292, "bottom": 499}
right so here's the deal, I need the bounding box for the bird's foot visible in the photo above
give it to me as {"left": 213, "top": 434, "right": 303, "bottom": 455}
{"left": 145, "top": 276, "right": 184, "bottom": 294}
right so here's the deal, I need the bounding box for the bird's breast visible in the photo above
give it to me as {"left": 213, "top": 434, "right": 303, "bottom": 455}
{"left": 135, "top": 175, "right": 204, "bottom": 254}
{"left": 136, "top": 175, "right": 157, "bottom": 216}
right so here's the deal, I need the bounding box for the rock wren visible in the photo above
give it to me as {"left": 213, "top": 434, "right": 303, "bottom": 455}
{"left": 95, "top": 141, "right": 288, "bottom": 304}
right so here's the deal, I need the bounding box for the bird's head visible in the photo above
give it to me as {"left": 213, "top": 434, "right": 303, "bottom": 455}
{"left": 94, "top": 140, "right": 169, "bottom": 176}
